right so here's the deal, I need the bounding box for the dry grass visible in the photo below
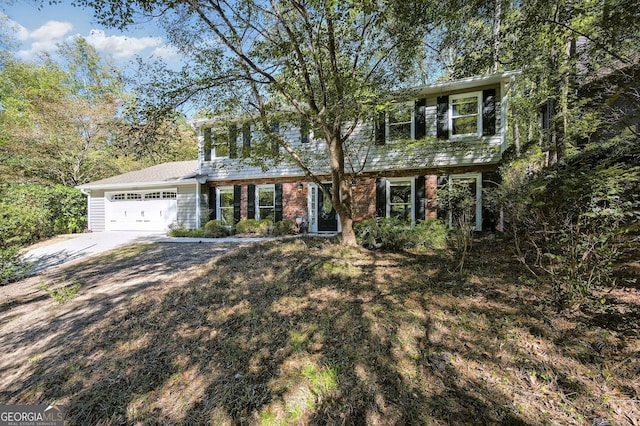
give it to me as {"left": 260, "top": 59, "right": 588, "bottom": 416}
{"left": 0, "top": 237, "right": 638, "bottom": 425}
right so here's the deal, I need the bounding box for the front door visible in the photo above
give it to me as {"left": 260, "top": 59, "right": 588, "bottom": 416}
{"left": 317, "top": 184, "right": 338, "bottom": 232}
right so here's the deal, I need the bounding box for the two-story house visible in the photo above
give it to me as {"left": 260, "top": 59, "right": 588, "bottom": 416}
{"left": 77, "top": 70, "right": 518, "bottom": 233}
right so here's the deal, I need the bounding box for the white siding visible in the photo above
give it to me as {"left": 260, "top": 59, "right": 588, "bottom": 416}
{"left": 89, "top": 190, "right": 105, "bottom": 232}
{"left": 177, "top": 185, "right": 198, "bottom": 229}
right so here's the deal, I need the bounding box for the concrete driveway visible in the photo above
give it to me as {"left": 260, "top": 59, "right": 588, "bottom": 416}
{"left": 22, "top": 232, "right": 275, "bottom": 275}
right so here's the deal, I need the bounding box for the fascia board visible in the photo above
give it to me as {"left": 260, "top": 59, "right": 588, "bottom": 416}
{"left": 76, "top": 178, "right": 201, "bottom": 191}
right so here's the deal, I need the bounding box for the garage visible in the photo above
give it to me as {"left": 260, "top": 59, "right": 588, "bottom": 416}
{"left": 105, "top": 189, "right": 178, "bottom": 231}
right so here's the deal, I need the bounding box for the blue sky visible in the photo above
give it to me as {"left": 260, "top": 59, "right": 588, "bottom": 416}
{"left": 2, "top": 0, "right": 180, "bottom": 66}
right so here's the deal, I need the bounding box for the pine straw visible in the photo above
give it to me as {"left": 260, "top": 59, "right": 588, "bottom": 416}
{"left": 2, "top": 237, "right": 639, "bottom": 425}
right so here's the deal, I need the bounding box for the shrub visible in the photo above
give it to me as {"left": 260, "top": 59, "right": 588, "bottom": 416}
{"left": 0, "top": 184, "right": 87, "bottom": 248}
{"left": 1, "top": 246, "right": 31, "bottom": 285}
{"left": 204, "top": 220, "right": 233, "bottom": 237}
{"left": 490, "top": 137, "right": 640, "bottom": 307}
{"left": 272, "top": 220, "right": 296, "bottom": 236}
{"left": 355, "top": 218, "right": 449, "bottom": 252}
{"left": 236, "top": 219, "right": 271, "bottom": 235}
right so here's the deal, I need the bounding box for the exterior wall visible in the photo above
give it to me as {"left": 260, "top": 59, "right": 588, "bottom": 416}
{"left": 191, "top": 72, "right": 518, "bottom": 231}
{"left": 283, "top": 182, "right": 308, "bottom": 221}
{"left": 352, "top": 177, "right": 376, "bottom": 221}
{"left": 177, "top": 185, "right": 198, "bottom": 229}
{"left": 88, "top": 189, "right": 106, "bottom": 232}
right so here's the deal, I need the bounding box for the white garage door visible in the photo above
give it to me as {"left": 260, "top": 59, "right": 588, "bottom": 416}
{"left": 105, "top": 190, "right": 178, "bottom": 231}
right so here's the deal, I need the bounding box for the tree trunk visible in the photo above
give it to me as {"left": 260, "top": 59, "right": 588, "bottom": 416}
{"left": 326, "top": 129, "right": 358, "bottom": 247}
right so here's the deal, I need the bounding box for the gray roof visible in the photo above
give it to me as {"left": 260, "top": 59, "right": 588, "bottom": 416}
{"left": 77, "top": 160, "right": 200, "bottom": 189}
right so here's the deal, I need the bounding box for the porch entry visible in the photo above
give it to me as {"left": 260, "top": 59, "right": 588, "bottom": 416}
{"left": 308, "top": 183, "right": 338, "bottom": 233}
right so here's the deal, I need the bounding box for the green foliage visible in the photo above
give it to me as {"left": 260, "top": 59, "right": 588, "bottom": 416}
{"left": 236, "top": 219, "right": 272, "bottom": 235}
{"left": 0, "top": 184, "right": 87, "bottom": 248}
{"left": 272, "top": 220, "right": 296, "bottom": 236}
{"left": 355, "top": 218, "right": 449, "bottom": 252}
{"left": 0, "top": 246, "right": 31, "bottom": 285}
{"left": 492, "top": 136, "right": 640, "bottom": 307}
{"left": 38, "top": 279, "right": 82, "bottom": 304}
{"left": 437, "top": 180, "right": 477, "bottom": 272}
{"left": 204, "top": 220, "right": 233, "bottom": 238}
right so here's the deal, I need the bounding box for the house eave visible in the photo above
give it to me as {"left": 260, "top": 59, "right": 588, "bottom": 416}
{"left": 76, "top": 178, "right": 203, "bottom": 192}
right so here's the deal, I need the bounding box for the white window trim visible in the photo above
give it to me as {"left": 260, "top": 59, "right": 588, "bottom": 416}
{"left": 386, "top": 101, "right": 414, "bottom": 142}
{"left": 386, "top": 178, "right": 415, "bottom": 223}
{"left": 449, "top": 91, "right": 483, "bottom": 139}
{"left": 255, "top": 184, "right": 275, "bottom": 221}
{"left": 307, "top": 182, "right": 341, "bottom": 233}
{"left": 448, "top": 173, "right": 482, "bottom": 231}
{"left": 217, "top": 186, "right": 234, "bottom": 225}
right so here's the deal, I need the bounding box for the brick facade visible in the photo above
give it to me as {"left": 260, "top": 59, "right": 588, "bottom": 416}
{"left": 209, "top": 175, "right": 442, "bottom": 226}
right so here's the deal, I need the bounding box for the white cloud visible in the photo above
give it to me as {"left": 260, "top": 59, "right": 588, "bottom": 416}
{"left": 12, "top": 20, "right": 165, "bottom": 61}
{"left": 7, "top": 20, "right": 29, "bottom": 41}
{"left": 14, "top": 19, "right": 73, "bottom": 60}
{"left": 85, "top": 29, "right": 162, "bottom": 59}
{"left": 30, "top": 20, "right": 73, "bottom": 41}
{"left": 151, "top": 44, "right": 180, "bottom": 61}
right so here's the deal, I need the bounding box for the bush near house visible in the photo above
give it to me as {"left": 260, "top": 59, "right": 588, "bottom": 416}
{"left": 489, "top": 136, "right": 640, "bottom": 307}
{"left": 355, "top": 218, "right": 449, "bottom": 252}
{"left": 0, "top": 184, "right": 86, "bottom": 285}
{"left": 235, "top": 219, "right": 272, "bottom": 235}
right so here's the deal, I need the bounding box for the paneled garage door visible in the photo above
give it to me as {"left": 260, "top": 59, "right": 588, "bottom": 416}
{"left": 105, "top": 190, "right": 177, "bottom": 231}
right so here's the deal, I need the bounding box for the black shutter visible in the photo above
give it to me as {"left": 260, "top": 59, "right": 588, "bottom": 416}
{"left": 300, "top": 120, "right": 309, "bottom": 144}
{"left": 482, "top": 89, "right": 496, "bottom": 136}
{"left": 375, "top": 178, "right": 387, "bottom": 217}
{"left": 375, "top": 112, "right": 386, "bottom": 145}
{"left": 247, "top": 184, "right": 256, "bottom": 219}
{"left": 271, "top": 122, "right": 280, "bottom": 154}
{"left": 415, "top": 176, "right": 426, "bottom": 222}
{"left": 233, "top": 185, "right": 241, "bottom": 224}
{"left": 228, "top": 124, "right": 238, "bottom": 158}
{"left": 208, "top": 186, "right": 216, "bottom": 220}
{"left": 203, "top": 128, "right": 212, "bottom": 161}
{"left": 415, "top": 99, "right": 427, "bottom": 140}
{"left": 242, "top": 123, "right": 251, "bottom": 155}
{"left": 274, "top": 183, "right": 283, "bottom": 222}
{"left": 436, "top": 95, "right": 449, "bottom": 139}
{"left": 436, "top": 176, "right": 448, "bottom": 221}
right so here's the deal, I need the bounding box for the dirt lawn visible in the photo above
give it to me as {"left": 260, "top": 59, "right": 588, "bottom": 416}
{"left": 0, "top": 241, "right": 246, "bottom": 401}
{"left": 1, "top": 238, "right": 638, "bottom": 425}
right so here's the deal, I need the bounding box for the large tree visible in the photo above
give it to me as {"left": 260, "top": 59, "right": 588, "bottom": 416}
{"left": 73, "top": 0, "right": 430, "bottom": 245}
{"left": 0, "top": 37, "right": 124, "bottom": 185}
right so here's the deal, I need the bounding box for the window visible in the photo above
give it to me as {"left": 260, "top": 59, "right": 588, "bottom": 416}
{"left": 257, "top": 185, "right": 275, "bottom": 222}
{"left": 111, "top": 193, "right": 126, "bottom": 201}
{"left": 145, "top": 192, "right": 162, "bottom": 200}
{"left": 387, "top": 102, "right": 413, "bottom": 140}
{"left": 127, "top": 193, "right": 142, "bottom": 200}
{"left": 163, "top": 191, "right": 177, "bottom": 199}
{"left": 218, "top": 187, "right": 235, "bottom": 224}
{"left": 211, "top": 128, "right": 230, "bottom": 158}
{"left": 450, "top": 92, "right": 481, "bottom": 137}
{"left": 388, "top": 179, "right": 413, "bottom": 222}
{"left": 446, "top": 174, "right": 482, "bottom": 231}
{"left": 300, "top": 119, "right": 310, "bottom": 144}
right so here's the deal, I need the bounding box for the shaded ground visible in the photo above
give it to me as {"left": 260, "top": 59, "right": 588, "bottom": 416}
{"left": 0, "top": 237, "right": 638, "bottom": 425}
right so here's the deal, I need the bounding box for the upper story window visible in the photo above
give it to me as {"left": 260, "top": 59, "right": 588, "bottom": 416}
{"left": 450, "top": 92, "right": 481, "bottom": 137}
{"left": 203, "top": 125, "right": 240, "bottom": 160}
{"left": 211, "top": 128, "right": 230, "bottom": 158}
{"left": 387, "top": 102, "right": 413, "bottom": 141}
{"left": 437, "top": 89, "right": 496, "bottom": 139}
